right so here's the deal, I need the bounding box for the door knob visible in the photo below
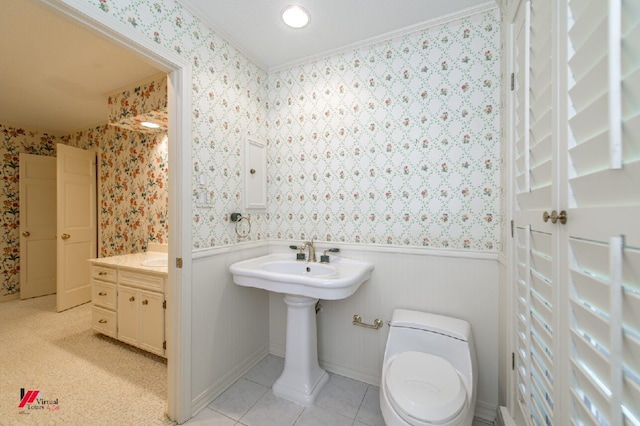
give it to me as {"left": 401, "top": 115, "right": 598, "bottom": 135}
{"left": 142, "top": 300, "right": 149, "bottom": 305}
{"left": 61, "top": 233, "right": 71, "bottom": 240}
{"left": 129, "top": 296, "right": 135, "bottom": 302}
{"left": 22, "top": 231, "right": 30, "bottom": 237}
{"left": 542, "top": 210, "right": 567, "bottom": 225}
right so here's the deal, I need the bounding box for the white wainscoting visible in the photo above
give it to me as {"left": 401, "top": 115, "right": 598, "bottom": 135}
{"left": 268, "top": 242, "right": 499, "bottom": 424}
{"left": 190, "top": 242, "right": 270, "bottom": 415}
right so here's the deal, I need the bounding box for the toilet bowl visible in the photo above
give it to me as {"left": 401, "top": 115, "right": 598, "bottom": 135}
{"left": 380, "top": 309, "right": 477, "bottom": 426}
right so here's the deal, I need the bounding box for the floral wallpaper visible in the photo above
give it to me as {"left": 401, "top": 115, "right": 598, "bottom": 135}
{"left": 108, "top": 74, "right": 169, "bottom": 133}
{"left": 63, "top": 124, "right": 169, "bottom": 257}
{"left": 0, "top": 125, "right": 57, "bottom": 300}
{"left": 0, "top": 120, "right": 168, "bottom": 300}
{"left": 266, "top": 10, "right": 501, "bottom": 250}
{"left": 87, "top": 0, "right": 270, "bottom": 249}
{"left": 87, "top": 0, "right": 500, "bottom": 252}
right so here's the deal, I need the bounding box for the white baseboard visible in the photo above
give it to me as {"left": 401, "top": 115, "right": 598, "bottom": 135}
{"left": 473, "top": 400, "right": 497, "bottom": 425}
{"left": 269, "top": 341, "right": 285, "bottom": 358}
{"left": 319, "top": 359, "right": 381, "bottom": 387}
{"left": 495, "top": 406, "right": 517, "bottom": 426}
{"left": 189, "top": 344, "right": 269, "bottom": 418}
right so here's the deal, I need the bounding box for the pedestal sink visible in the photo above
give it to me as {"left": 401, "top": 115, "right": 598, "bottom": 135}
{"left": 230, "top": 253, "right": 373, "bottom": 406}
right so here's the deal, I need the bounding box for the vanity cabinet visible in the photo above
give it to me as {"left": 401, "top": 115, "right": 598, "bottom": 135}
{"left": 90, "top": 260, "right": 166, "bottom": 357}
{"left": 91, "top": 265, "right": 118, "bottom": 338}
{"left": 117, "top": 284, "right": 165, "bottom": 356}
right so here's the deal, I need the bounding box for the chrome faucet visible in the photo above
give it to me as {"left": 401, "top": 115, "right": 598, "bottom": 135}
{"left": 304, "top": 239, "right": 316, "bottom": 262}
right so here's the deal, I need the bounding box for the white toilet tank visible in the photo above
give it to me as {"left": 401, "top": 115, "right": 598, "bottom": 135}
{"left": 383, "top": 309, "right": 477, "bottom": 421}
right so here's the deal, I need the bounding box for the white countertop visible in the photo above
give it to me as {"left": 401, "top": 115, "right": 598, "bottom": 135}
{"left": 88, "top": 251, "right": 168, "bottom": 276}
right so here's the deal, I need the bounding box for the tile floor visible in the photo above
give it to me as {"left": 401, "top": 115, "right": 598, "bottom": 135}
{"left": 186, "top": 355, "right": 385, "bottom": 426}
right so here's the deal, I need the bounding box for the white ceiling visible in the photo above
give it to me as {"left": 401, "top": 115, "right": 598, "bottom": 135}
{"left": 0, "top": 0, "right": 161, "bottom": 136}
{"left": 179, "top": 0, "right": 495, "bottom": 71}
{"left": 0, "top": 0, "right": 494, "bottom": 136}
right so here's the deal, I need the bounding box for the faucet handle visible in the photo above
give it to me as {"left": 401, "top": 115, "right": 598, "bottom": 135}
{"left": 320, "top": 248, "right": 339, "bottom": 263}
{"left": 289, "top": 245, "right": 307, "bottom": 260}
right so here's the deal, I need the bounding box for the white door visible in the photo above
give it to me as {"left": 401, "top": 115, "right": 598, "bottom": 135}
{"left": 56, "top": 144, "right": 96, "bottom": 312}
{"left": 509, "top": 0, "right": 640, "bottom": 424}
{"left": 511, "top": 1, "right": 559, "bottom": 422}
{"left": 562, "top": 0, "right": 640, "bottom": 423}
{"left": 19, "top": 154, "right": 56, "bottom": 299}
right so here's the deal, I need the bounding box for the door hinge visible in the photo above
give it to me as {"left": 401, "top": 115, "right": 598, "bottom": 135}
{"left": 163, "top": 300, "right": 166, "bottom": 309}
{"left": 512, "top": 352, "right": 515, "bottom": 370}
{"left": 163, "top": 341, "right": 167, "bottom": 350}
{"left": 176, "top": 257, "right": 183, "bottom": 268}
{"left": 511, "top": 220, "right": 514, "bottom": 238}
{"left": 510, "top": 72, "right": 515, "bottom": 91}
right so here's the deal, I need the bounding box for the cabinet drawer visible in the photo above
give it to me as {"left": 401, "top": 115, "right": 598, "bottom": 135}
{"left": 92, "top": 282, "right": 116, "bottom": 309}
{"left": 91, "top": 265, "right": 117, "bottom": 282}
{"left": 119, "top": 269, "right": 164, "bottom": 292}
{"left": 92, "top": 306, "right": 116, "bottom": 338}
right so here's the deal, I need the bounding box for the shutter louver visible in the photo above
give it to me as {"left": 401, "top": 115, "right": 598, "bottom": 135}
{"left": 513, "top": 0, "right": 557, "bottom": 424}
{"left": 566, "top": 0, "right": 640, "bottom": 424}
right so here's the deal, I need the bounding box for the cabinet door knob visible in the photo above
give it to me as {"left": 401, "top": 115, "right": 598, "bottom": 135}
{"left": 98, "top": 292, "right": 107, "bottom": 296}
{"left": 556, "top": 210, "right": 567, "bottom": 224}
{"left": 98, "top": 319, "right": 107, "bottom": 324}
{"left": 129, "top": 296, "right": 135, "bottom": 302}
{"left": 22, "top": 231, "right": 30, "bottom": 237}
{"left": 142, "top": 300, "right": 149, "bottom": 305}
{"left": 61, "top": 233, "right": 71, "bottom": 240}
{"left": 542, "top": 210, "right": 568, "bottom": 225}
{"left": 98, "top": 272, "right": 107, "bottom": 276}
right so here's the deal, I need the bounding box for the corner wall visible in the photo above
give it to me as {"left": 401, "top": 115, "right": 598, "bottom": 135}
{"left": 266, "top": 9, "right": 501, "bottom": 252}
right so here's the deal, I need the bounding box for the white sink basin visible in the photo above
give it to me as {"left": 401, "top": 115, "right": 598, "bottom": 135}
{"left": 230, "top": 253, "right": 373, "bottom": 300}
{"left": 140, "top": 257, "right": 168, "bottom": 267}
{"left": 230, "top": 251, "right": 374, "bottom": 406}
{"left": 260, "top": 260, "right": 336, "bottom": 277}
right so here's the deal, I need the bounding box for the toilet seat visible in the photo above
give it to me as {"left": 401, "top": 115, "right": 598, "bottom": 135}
{"left": 385, "top": 351, "right": 467, "bottom": 424}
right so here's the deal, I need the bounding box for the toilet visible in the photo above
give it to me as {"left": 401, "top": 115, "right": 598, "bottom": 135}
{"left": 380, "top": 309, "right": 477, "bottom": 426}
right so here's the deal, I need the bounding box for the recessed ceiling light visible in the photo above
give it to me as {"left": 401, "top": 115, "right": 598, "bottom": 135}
{"left": 140, "top": 121, "right": 161, "bottom": 129}
{"left": 282, "top": 5, "right": 310, "bottom": 29}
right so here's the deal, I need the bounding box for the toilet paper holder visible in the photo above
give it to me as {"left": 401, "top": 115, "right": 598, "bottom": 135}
{"left": 353, "top": 314, "right": 384, "bottom": 330}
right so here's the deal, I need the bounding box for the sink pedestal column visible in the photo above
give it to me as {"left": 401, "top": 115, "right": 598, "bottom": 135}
{"left": 272, "top": 294, "right": 329, "bottom": 406}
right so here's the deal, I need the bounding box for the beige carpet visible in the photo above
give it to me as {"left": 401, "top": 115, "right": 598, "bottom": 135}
{"left": 0, "top": 294, "right": 174, "bottom": 425}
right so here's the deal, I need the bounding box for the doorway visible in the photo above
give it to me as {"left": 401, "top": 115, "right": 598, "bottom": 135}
{"left": 6, "top": 0, "right": 191, "bottom": 421}
{"left": 19, "top": 144, "right": 98, "bottom": 312}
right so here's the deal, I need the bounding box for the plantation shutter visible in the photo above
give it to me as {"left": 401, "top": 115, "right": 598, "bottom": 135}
{"left": 511, "top": 0, "right": 639, "bottom": 424}
{"left": 512, "top": 0, "right": 557, "bottom": 424}
{"left": 565, "top": 0, "right": 640, "bottom": 425}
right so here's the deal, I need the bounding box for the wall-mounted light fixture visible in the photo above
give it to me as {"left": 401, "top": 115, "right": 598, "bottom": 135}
{"left": 282, "top": 5, "right": 310, "bottom": 29}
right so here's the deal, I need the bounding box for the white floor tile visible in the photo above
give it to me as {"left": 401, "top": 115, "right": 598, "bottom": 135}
{"left": 355, "top": 386, "right": 385, "bottom": 426}
{"left": 294, "top": 405, "right": 353, "bottom": 426}
{"left": 208, "top": 378, "right": 269, "bottom": 421}
{"left": 243, "top": 354, "right": 285, "bottom": 388}
{"left": 203, "top": 356, "right": 387, "bottom": 426}
{"left": 314, "top": 373, "right": 368, "bottom": 419}
{"left": 185, "top": 408, "right": 237, "bottom": 425}
{"left": 240, "top": 391, "right": 304, "bottom": 426}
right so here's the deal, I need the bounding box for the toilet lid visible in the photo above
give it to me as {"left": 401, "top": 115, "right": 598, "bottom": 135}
{"left": 385, "top": 351, "right": 467, "bottom": 424}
